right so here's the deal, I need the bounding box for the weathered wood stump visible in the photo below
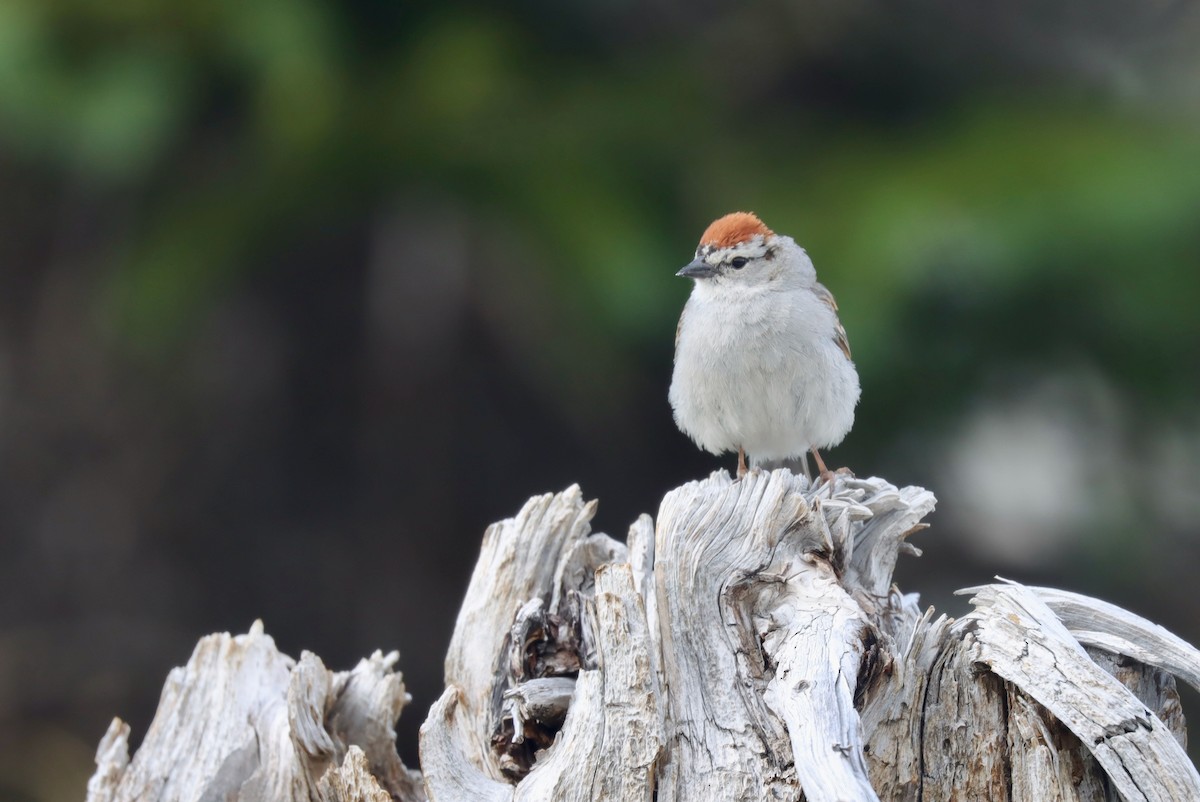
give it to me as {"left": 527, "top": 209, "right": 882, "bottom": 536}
{"left": 86, "top": 625, "right": 425, "bottom": 802}
{"left": 88, "top": 470, "right": 1200, "bottom": 801}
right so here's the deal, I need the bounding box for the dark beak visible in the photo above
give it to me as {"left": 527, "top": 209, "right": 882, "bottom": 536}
{"left": 676, "top": 259, "right": 717, "bottom": 279}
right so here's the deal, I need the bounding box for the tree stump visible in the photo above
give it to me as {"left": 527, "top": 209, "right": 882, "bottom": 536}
{"left": 89, "top": 470, "right": 1200, "bottom": 801}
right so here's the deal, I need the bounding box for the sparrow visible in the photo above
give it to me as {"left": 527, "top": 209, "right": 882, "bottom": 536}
{"left": 669, "top": 212, "right": 860, "bottom": 481}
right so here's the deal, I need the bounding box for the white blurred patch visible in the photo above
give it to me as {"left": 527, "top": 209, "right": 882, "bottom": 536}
{"left": 938, "top": 369, "right": 1128, "bottom": 565}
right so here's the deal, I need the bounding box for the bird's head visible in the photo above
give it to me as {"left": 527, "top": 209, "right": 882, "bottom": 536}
{"left": 677, "top": 211, "right": 814, "bottom": 290}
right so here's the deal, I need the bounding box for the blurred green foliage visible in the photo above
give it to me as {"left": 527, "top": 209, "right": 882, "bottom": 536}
{"left": 3, "top": 0, "right": 1198, "bottom": 393}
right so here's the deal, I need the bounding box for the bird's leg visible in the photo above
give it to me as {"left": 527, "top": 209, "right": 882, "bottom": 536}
{"left": 799, "top": 450, "right": 813, "bottom": 481}
{"left": 737, "top": 446, "right": 748, "bottom": 479}
{"left": 810, "top": 447, "right": 835, "bottom": 494}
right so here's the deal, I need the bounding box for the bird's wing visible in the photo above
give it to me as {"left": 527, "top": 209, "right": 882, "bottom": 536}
{"left": 814, "top": 283, "right": 852, "bottom": 360}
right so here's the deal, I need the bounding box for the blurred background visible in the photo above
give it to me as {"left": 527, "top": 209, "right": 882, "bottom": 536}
{"left": 2, "top": 0, "right": 1200, "bottom": 798}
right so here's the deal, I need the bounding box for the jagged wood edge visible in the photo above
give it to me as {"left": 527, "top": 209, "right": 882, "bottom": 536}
{"left": 86, "top": 621, "right": 423, "bottom": 802}
{"left": 957, "top": 582, "right": 1200, "bottom": 801}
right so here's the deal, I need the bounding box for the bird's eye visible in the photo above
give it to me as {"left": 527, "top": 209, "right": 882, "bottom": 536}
{"left": 730, "top": 257, "right": 748, "bottom": 269}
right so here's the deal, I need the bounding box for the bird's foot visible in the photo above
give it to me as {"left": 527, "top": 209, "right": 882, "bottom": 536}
{"left": 810, "top": 448, "right": 843, "bottom": 497}
{"left": 736, "top": 447, "right": 748, "bottom": 479}
{"left": 816, "top": 466, "right": 855, "bottom": 496}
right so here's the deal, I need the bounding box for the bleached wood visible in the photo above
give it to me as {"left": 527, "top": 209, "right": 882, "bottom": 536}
{"left": 919, "top": 636, "right": 1011, "bottom": 798}
{"left": 86, "top": 719, "right": 131, "bottom": 801}
{"left": 418, "top": 471, "right": 1200, "bottom": 801}
{"left": 90, "top": 470, "right": 1200, "bottom": 801}
{"left": 418, "top": 471, "right": 952, "bottom": 801}
{"left": 653, "top": 470, "right": 872, "bottom": 801}
{"left": 327, "top": 650, "right": 427, "bottom": 801}
{"left": 419, "top": 690, "right": 513, "bottom": 802}
{"left": 1004, "top": 691, "right": 1105, "bottom": 802}
{"left": 837, "top": 480, "right": 936, "bottom": 600}
{"left": 85, "top": 620, "right": 424, "bottom": 802}
{"left": 758, "top": 560, "right": 878, "bottom": 802}
{"left": 1031, "top": 584, "right": 1200, "bottom": 695}
{"left": 1087, "top": 647, "right": 1188, "bottom": 750}
{"left": 502, "top": 677, "right": 576, "bottom": 742}
{"left": 419, "top": 486, "right": 618, "bottom": 801}
{"left": 857, "top": 608, "right": 952, "bottom": 798}
{"left": 512, "top": 564, "right": 662, "bottom": 802}
{"left": 958, "top": 582, "right": 1200, "bottom": 801}
{"left": 316, "top": 747, "right": 392, "bottom": 802}
{"left": 433, "top": 486, "right": 598, "bottom": 783}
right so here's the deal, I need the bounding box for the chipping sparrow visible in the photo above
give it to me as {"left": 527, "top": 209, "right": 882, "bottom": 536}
{"left": 669, "top": 212, "right": 860, "bottom": 480}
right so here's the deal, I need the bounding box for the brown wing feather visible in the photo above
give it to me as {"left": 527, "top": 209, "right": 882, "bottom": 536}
{"left": 814, "top": 283, "right": 852, "bottom": 360}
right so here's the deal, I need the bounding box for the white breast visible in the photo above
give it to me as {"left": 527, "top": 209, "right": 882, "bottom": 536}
{"left": 669, "top": 283, "right": 860, "bottom": 462}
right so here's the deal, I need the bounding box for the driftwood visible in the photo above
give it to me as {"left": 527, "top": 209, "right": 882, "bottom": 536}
{"left": 86, "top": 622, "right": 426, "bottom": 802}
{"left": 89, "top": 469, "right": 1200, "bottom": 801}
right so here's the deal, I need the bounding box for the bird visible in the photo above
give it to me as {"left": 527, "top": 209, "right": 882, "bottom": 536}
{"left": 669, "top": 211, "right": 860, "bottom": 482}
